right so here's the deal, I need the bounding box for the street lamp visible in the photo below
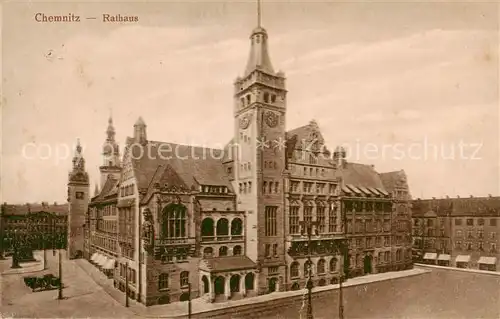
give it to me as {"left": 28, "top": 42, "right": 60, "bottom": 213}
{"left": 187, "top": 282, "right": 192, "bottom": 319}
{"left": 10, "top": 229, "right": 21, "bottom": 269}
{"left": 125, "top": 262, "right": 129, "bottom": 307}
{"left": 337, "top": 239, "right": 348, "bottom": 319}
{"left": 299, "top": 220, "right": 320, "bottom": 319}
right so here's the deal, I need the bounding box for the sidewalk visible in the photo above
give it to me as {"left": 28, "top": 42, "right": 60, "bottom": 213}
{"left": 76, "top": 258, "right": 429, "bottom": 318}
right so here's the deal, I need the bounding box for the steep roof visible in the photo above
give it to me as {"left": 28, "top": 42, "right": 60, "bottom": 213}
{"left": 130, "top": 140, "right": 233, "bottom": 199}
{"left": 91, "top": 176, "right": 119, "bottom": 203}
{"left": 338, "top": 162, "right": 386, "bottom": 190}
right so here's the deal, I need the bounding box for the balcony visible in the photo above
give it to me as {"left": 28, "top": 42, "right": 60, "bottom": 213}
{"left": 155, "top": 237, "right": 195, "bottom": 246}
{"left": 201, "top": 235, "right": 244, "bottom": 243}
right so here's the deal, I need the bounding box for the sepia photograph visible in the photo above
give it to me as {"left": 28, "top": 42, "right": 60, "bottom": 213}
{"left": 1, "top": 0, "right": 499, "bottom": 318}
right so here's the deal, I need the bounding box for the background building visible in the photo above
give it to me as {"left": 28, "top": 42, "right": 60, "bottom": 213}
{"left": 412, "top": 196, "right": 500, "bottom": 271}
{"left": 0, "top": 202, "right": 68, "bottom": 260}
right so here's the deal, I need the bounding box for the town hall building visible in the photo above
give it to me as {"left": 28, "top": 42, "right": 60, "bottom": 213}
{"left": 69, "top": 11, "right": 413, "bottom": 306}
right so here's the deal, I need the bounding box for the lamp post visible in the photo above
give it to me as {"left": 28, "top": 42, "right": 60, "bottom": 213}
{"left": 188, "top": 282, "right": 192, "bottom": 319}
{"left": 125, "top": 262, "right": 129, "bottom": 307}
{"left": 337, "top": 239, "right": 348, "bottom": 319}
{"left": 299, "top": 220, "right": 319, "bottom": 319}
{"left": 58, "top": 245, "right": 63, "bottom": 300}
{"left": 10, "top": 229, "right": 21, "bottom": 269}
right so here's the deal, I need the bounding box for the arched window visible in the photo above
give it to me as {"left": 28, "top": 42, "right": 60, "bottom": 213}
{"left": 330, "top": 257, "right": 337, "bottom": 272}
{"left": 219, "top": 246, "right": 228, "bottom": 256}
{"left": 201, "top": 218, "right": 214, "bottom": 237}
{"left": 162, "top": 203, "right": 187, "bottom": 238}
{"left": 304, "top": 260, "right": 313, "bottom": 275}
{"left": 317, "top": 259, "right": 326, "bottom": 274}
{"left": 233, "top": 245, "right": 242, "bottom": 255}
{"left": 202, "top": 275, "right": 209, "bottom": 294}
{"left": 158, "top": 273, "right": 168, "bottom": 290}
{"left": 290, "top": 261, "right": 299, "bottom": 278}
{"left": 180, "top": 271, "right": 189, "bottom": 287}
{"left": 245, "top": 273, "right": 254, "bottom": 290}
{"left": 203, "top": 247, "right": 213, "bottom": 258}
{"left": 216, "top": 218, "right": 229, "bottom": 236}
{"left": 231, "top": 218, "right": 243, "bottom": 236}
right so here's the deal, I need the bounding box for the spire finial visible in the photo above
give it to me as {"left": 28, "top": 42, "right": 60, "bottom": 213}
{"left": 257, "top": 0, "right": 262, "bottom": 27}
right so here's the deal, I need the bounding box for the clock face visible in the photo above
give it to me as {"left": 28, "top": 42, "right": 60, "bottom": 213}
{"left": 265, "top": 111, "right": 278, "bottom": 128}
{"left": 239, "top": 115, "right": 251, "bottom": 129}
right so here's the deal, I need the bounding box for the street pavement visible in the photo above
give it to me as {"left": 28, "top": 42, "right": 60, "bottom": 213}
{"left": 1, "top": 253, "right": 499, "bottom": 319}
{"left": 0, "top": 250, "right": 138, "bottom": 318}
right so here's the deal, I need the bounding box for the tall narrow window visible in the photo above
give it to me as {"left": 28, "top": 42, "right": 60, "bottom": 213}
{"left": 289, "top": 205, "right": 300, "bottom": 234}
{"left": 265, "top": 206, "right": 278, "bottom": 236}
{"left": 317, "top": 203, "right": 325, "bottom": 233}
{"left": 328, "top": 204, "right": 336, "bottom": 232}
{"left": 180, "top": 271, "right": 189, "bottom": 287}
{"left": 162, "top": 204, "right": 187, "bottom": 238}
{"left": 303, "top": 203, "right": 313, "bottom": 226}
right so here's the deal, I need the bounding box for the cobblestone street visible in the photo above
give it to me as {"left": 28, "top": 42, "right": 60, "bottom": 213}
{"left": 0, "top": 251, "right": 138, "bottom": 318}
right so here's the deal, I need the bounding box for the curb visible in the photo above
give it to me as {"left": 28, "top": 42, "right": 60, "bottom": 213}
{"left": 415, "top": 263, "right": 500, "bottom": 276}
{"left": 142, "top": 269, "right": 430, "bottom": 318}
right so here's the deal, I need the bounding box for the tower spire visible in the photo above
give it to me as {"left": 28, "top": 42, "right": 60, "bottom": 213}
{"left": 257, "top": 0, "right": 261, "bottom": 27}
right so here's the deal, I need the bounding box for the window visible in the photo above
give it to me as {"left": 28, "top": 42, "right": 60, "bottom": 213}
{"left": 271, "top": 94, "right": 276, "bottom": 103}
{"left": 466, "top": 219, "right": 473, "bottom": 226}
{"left": 466, "top": 242, "right": 472, "bottom": 251}
{"left": 317, "top": 259, "right": 326, "bottom": 274}
{"left": 158, "top": 273, "right": 168, "bottom": 290}
{"left": 455, "top": 241, "right": 462, "bottom": 249}
{"left": 329, "top": 258, "right": 337, "bottom": 272}
{"left": 76, "top": 191, "right": 84, "bottom": 199}
{"left": 273, "top": 243, "right": 278, "bottom": 256}
{"left": 289, "top": 205, "right": 300, "bottom": 234}
{"left": 262, "top": 181, "right": 267, "bottom": 194}
{"left": 490, "top": 219, "right": 497, "bottom": 226}
{"left": 478, "top": 218, "right": 484, "bottom": 226}
{"left": 180, "top": 271, "right": 189, "bottom": 287}
{"left": 478, "top": 242, "right": 484, "bottom": 251}
{"left": 265, "top": 206, "right": 277, "bottom": 236}
{"left": 265, "top": 244, "right": 270, "bottom": 257}
{"left": 478, "top": 230, "right": 484, "bottom": 239}
{"left": 304, "top": 260, "right": 313, "bottom": 275}
{"left": 456, "top": 230, "right": 463, "bottom": 237}
{"left": 219, "top": 246, "right": 228, "bottom": 256}
{"left": 303, "top": 182, "right": 313, "bottom": 193}
{"left": 491, "top": 232, "right": 497, "bottom": 239}
{"left": 491, "top": 243, "right": 497, "bottom": 252}
{"left": 203, "top": 247, "right": 213, "bottom": 258}
{"left": 233, "top": 245, "right": 242, "bottom": 256}
{"left": 162, "top": 204, "right": 187, "bottom": 238}
{"left": 291, "top": 181, "right": 300, "bottom": 193}
{"left": 328, "top": 204, "right": 336, "bottom": 233}
{"left": 303, "top": 204, "right": 313, "bottom": 226}
{"left": 264, "top": 92, "right": 270, "bottom": 103}
{"left": 290, "top": 262, "right": 299, "bottom": 278}
{"left": 455, "top": 219, "right": 462, "bottom": 226}
{"left": 317, "top": 204, "right": 325, "bottom": 233}
{"left": 467, "top": 231, "right": 473, "bottom": 239}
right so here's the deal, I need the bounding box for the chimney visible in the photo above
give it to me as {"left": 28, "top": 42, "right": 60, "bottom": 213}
{"left": 432, "top": 197, "right": 436, "bottom": 200}
{"left": 470, "top": 195, "right": 473, "bottom": 198}
{"left": 457, "top": 195, "right": 460, "bottom": 198}
{"left": 488, "top": 194, "right": 492, "bottom": 198}
{"left": 445, "top": 195, "right": 449, "bottom": 199}
{"left": 53, "top": 201, "right": 57, "bottom": 206}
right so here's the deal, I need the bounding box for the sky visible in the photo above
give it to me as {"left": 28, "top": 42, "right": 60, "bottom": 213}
{"left": 1, "top": 0, "right": 499, "bottom": 204}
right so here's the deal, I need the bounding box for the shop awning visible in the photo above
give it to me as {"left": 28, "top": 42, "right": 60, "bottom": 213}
{"left": 103, "top": 259, "right": 115, "bottom": 270}
{"left": 438, "top": 254, "right": 451, "bottom": 261}
{"left": 477, "top": 256, "right": 497, "bottom": 265}
{"left": 95, "top": 254, "right": 106, "bottom": 265}
{"left": 90, "top": 252, "right": 98, "bottom": 261}
{"left": 455, "top": 255, "right": 471, "bottom": 263}
{"left": 423, "top": 252, "right": 437, "bottom": 260}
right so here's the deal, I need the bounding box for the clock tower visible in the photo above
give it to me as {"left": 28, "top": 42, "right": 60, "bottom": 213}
{"left": 67, "top": 139, "right": 89, "bottom": 259}
{"left": 233, "top": 4, "right": 287, "bottom": 294}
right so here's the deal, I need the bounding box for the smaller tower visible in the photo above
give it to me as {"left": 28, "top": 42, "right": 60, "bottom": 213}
{"left": 333, "top": 146, "right": 347, "bottom": 168}
{"left": 134, "top": 117, "right": 147, "bottom": 144}
{"left": 100, "top": 116, "right": 121, "bottom": 187}
{"left": 67, "top": 139, "right": 89, "bottom": 259}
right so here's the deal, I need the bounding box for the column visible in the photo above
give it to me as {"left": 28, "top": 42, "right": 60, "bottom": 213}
{"left": 225, "top": 275, "right": 231, "bottom": 300}
{"left": 213, "top": 220, "right": 217, "bottom": 240}
{"left": 240, "top": 274, "right": 247, "bottom": 297}
{"left": 209, "top": 275, "right": 215, "bottom": 303}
